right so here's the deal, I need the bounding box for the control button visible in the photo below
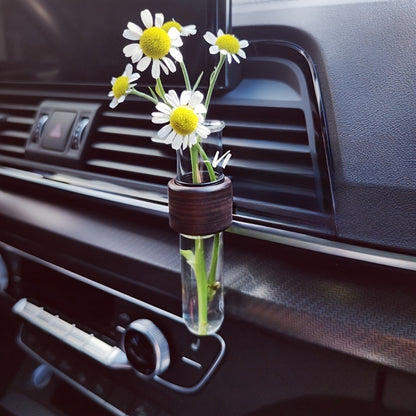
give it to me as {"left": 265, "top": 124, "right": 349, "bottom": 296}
{"left": 123, "top": 319, "right": 170, "bottom": 379}
{"left": 31, "top": 364, "right": 53, "bottom": 389}
{"left": 32, "top": 114, "right": 48, "bottom": 143}
{"left": 71, "top": 117, "right": 89, "bottom": 150}
{"left": 40, "top": 110, "right": 76, "bottom": 151}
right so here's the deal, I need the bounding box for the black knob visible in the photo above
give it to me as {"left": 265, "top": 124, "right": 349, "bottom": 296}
{"left": 123, "top": 319, "right": 170, "bottom": 379}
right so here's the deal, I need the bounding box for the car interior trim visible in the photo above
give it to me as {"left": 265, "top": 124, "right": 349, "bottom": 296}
{"left": 1, "top": 166, "right": 414, "bottom": 274}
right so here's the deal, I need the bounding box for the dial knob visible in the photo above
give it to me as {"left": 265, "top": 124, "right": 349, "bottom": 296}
{"left": 123, "top": 319, "right": 170, "bottom": 379}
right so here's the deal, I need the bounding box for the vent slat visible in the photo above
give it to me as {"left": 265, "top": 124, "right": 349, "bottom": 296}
{"left": 0, "top": 144, "right": 26, "bottom": 155}
{"left": 96, "top": 126, "right": 155, "bottom": 137}
{"left": 0, "top": 96, "right": 38, "bottom": 160}
{"left": 86, "top": 159, "right": 174, "bottom": 181}
{"left": 0, "top": 130, "right": 30, "bottom": 140}
{"left": 5, "top": 116, "right": 34, "bottom": 125}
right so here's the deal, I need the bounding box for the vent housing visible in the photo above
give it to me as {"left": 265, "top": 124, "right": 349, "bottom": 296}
{"left": 0, "top": 42, "right": 334, "bottom": 236}
{"left": 85, "top": 42, "right": 334, "bottom": 235}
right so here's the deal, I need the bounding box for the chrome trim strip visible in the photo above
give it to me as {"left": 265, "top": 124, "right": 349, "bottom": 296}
{"left": 2, "top": 166, "right": 415, "bottom": 272}
{"left": 13, "top": 298, "right": 130, "bottom": 369}
{"left": 16, "top": 327, "right": 128, "bottom": 416}
{"left": 230, "top": 221, "right": 416, "bottom": 272}
{"left": 0, "top": 166, "right": 168, "bottom": 215}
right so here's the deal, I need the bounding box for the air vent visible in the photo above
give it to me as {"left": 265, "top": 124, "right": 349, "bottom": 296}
{"left": 0, "top": 95, "right": 39, "bottom": 160}
{"left": 86, "top": 100, "right": 176, "bottom": 186}
{"left": 85, "top": 41, "right": 334, "bottom": 235}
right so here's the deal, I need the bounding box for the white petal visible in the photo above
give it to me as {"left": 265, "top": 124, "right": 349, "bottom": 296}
{"left": 182, "top": 135, "right": 189, "bottom": 150}
{"left": 151, "top": 60, "right": 161, "bottom": 79}
{"left": 109, "top": 98, "right": 119, "bottom": 108}
{"left": 155, "top": 13, "right": 164, "bottom": 28}
{"left": 155, "top": 102, "right": 172, "bottom": 115}
{"left": 162, "top": 57, "right": 176, "bottom": 73}
{"left": 227, "top": 53, "right": 232, "bottom": 64}
{"left": 223, "top": 152, "right": 232, "bottom": 168}
{"left": 188, "top": 133, "right": 197, "bottom": 148}
{"left": 180, "top": 90, "right": 191, "bottom": 106}
{"left": 209, "top": 45, "right": 219, "bottom": 55}
{"left": 160, "top": 60, "right": 170, "bottom": 76}
{"left": 171, "top": 38, "right": 183, "bottom": 49}
{"left": 136, "top": 56, "right": 151, "bottom": 71}
{"left": 123, "top": 29, "right": 141, "bottom": 41}
{"left": 124, "top": 63, "right": 133, "bottom": 76}
{"left": 239, "top": 39, "right": 249, "bottom": 48}
{"left": 232, "top": 54, "right": 240, "bottom": 64}
{"left": 237, "top": 49, "right": 246, "bottom": 59}
{"left": 219, "top": 49, "right": 228, "bottom": 55}
{"left": 182, "top": 25, "right": 196, "bottom": 36}
{"left": 152, "top": 111, "right": 170, "bottom": 121}
{"left": 217, "top": 29, "right": 224, "bottom": 37}
{"left": 123, "top": 43, "right": 139, "bottom": 57}
{"left": 194, "top": 103, "right": 206, "bottom": 114}
{"left": 127, "top": 22, "right": 143, "bottom": 36}
{"left": 157, "top": 124, "right": 173, "bottom": 139}
{"left": 168, "top": 27, "right": 181, "bottom": 41}
{"left": 196, "top": 124, "right": 211, "bottom": 138}
{"left": 131, "top": 49, "right": 143, "bottom": 63}
{"left": 165, "top": 130, "right": 177, "bottom": 144}
{"left": 203, "top": 31, "right": 217, "bottom": 45}
{"left": 165, "top": 90, "right": 180, "bottom": 107}
{"left": 189, "top": 91, "right": 204, "bottom": 107}
{"left": 108, "top": 90, "right": 114, "bottom": 97}
{"left": 129, "top": 72, "right": 140, "bottom": 82}
{"left": 169, "top": 47, "right": 183, "bottom": 63}
{"left": 141, "top": 9, "right": 153, "bottom": 28}
{"left": 172, "top": 134, "right": 183, "bottom": 150}
{"left": 111, "top": 77, "right": 116, "bottom": 85}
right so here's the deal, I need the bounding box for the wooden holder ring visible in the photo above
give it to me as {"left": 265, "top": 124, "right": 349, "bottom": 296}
{"left": 168, "top": 176, "right": 233, "bottom": 236}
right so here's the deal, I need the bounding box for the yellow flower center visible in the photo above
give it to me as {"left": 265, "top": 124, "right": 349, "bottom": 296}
{"left": 140, "top": 27, "right": 171, "bottom": 59}
{"left": 112, "top": 75, "right": 129, "bottom": 99}
{"left": 162, "top": 21, "right": 182, "bottom": 33}
{"left": 215, "top": 34, "right": 240, "bottom": 54}
{"left": 170, "top": 106, "right": 198, "bottom": 136}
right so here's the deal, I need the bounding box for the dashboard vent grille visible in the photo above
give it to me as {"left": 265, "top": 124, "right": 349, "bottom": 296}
{"left": 85, "top": 42, "right": 334, "bottom": 234}
{"left": 86, "top": 100, "right": 176, "bottom": 186}
{"left": 0, "top": 95, "right": 38, "bottom": 159}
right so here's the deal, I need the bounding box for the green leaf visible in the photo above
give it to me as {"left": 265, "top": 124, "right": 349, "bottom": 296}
{"left": 180, "top": 249, "right": 196, "bottom": 272}
{"left": 192, "top": 71, "right": 204, "bottom": 92}
{"left": 148, "top": 87, "right": 157, "bottom": 101}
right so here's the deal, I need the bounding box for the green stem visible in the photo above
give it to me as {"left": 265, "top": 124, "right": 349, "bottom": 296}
{"left": 204, "top": 54, "right": 226, "bottom": 113}
{"left": 180, "top": 61, "right": 191, "bottom": 91}
{"left": 130, "top": 88, "right": 158, "bottom": 105}
{"left": 195, "top": 142, "right": 216, "bottom": 182}
{"left": 207, "top": 232, "right": 220, "bottom": 300}
{"left": 194, "top": 237, "right": 208, "bottom": 335}
{"left": 190, "top": 144, "right": 200, "bottom": 184}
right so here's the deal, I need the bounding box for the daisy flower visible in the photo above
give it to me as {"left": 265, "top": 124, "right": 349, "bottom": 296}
{"left": 122, "top": 9, "right": 183, "bottom": 79}
{"left": 152, "top": 90, "right": 210, "bottom": 150}
{"left": 203, "top": 29, "right": 249, "bottom": 64}
{"left": 162, "top": 20, "right": 196, "bottom": 37}
{"left": 108, "top": 63, "right": 140, "bottom": 109}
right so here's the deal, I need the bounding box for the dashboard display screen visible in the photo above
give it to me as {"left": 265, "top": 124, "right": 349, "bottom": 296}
{"left": 0, "top": 0, "right": 234, "bottom": 89}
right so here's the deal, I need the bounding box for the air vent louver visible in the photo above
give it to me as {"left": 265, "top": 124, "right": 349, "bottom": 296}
{"left": 86, "top": 101, "right": 176, "bottom": 186}
{"left": 0, "top": 96, "right": 38, "bottom": 159}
